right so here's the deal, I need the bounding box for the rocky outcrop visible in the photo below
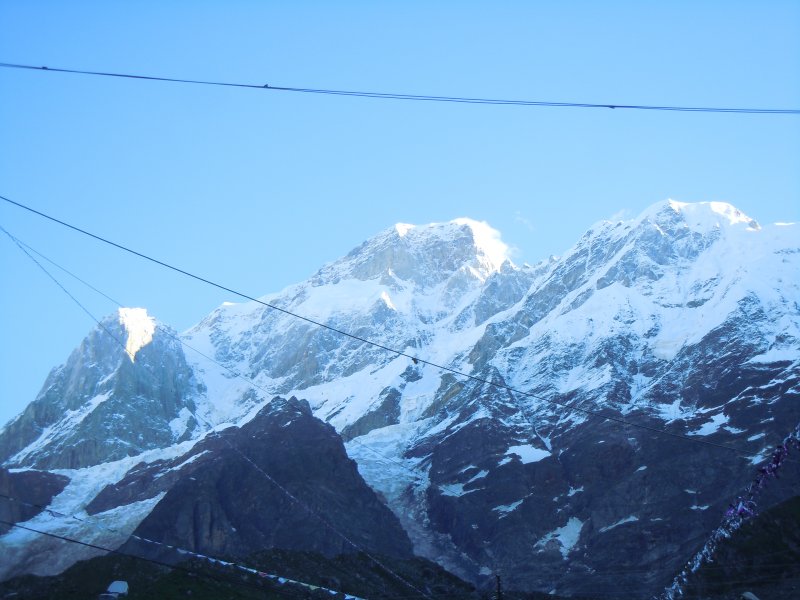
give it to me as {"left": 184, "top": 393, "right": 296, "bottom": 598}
{"left": 399, "top": 320, "right": 800, "bottom": 596}
{"left": 131, "top": 396, "right": 414, "bottom": 559}
{"left": 0, "top": 309, "right": 201, "bottom": 470}
{"left": 0, "top": 468, "right": 69, "bottom": 534}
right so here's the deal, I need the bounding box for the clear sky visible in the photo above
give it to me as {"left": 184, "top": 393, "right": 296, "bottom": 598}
{"left": 1, "top": 1, "right": 798, "bottom": 427}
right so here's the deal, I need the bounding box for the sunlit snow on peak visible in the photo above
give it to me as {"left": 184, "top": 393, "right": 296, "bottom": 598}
{"left": 451, "top": 218, "right": 510, "bottom": 271}
{"left": 664, "top": 199, "right": 760, "bottom": 230}
{"left": 395, "top": 223, "right": 414, "bottom": 237}
{"left": 118, "top": 307, "right": 155, "bottom": 362}
{"left": 392, "top": 218, "right": 510, "bottom": 272}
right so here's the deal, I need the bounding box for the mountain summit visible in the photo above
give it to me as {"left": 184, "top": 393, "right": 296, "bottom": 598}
{"left": 0, "top": 308, "right": 201, "bottom": 470}
{"left": 1, "top": 201, "right": 798, "bottom": 597}
{"left": 313, "top": 217, "right": 511, "bottom": 287}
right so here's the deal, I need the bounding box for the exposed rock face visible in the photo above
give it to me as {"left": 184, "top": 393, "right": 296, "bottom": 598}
{"left": 129, "top": 397, "right": 413, "bottom": 560}
{"left": 370, "top": 203, "right": 799, "bottom": 594}
{"left": 0, "top": 309, "right": 201, "bottom": 469}
{"left": 408, "top": 380, "right": 800, "bottom": 595}
{"left": 0, "top": 468, "right": 69, "bottom": 534}
{"left": 0, "top": 203, "right": 798, "bottom": 598}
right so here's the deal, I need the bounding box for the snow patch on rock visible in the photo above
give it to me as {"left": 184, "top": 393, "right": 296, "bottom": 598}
{"left": 506, "top": 444, "right": 551, "bottom": 464}
{"left": 599, "top": 515, "right": 639, "bottom": 533}
{"left": 536, "top": 517, "right": 584, "bottom": 559}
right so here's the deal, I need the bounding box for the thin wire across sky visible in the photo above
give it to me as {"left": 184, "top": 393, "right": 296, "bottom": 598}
{"left": 1, "top": 61, "right": 798, "bottom": 114}
{"left": 0, "top": 194, "right": 771, "bottom": 461}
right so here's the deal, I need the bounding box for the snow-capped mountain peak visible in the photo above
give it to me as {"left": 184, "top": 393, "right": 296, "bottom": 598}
{"left": 118, "top": 307, "right": 156, "bottom": 361}
{"left": 1, "top": 201, "right": 797, "bottom": 598}
{"left": 311, "top": 218, "right": 511, "bottom": 289}
{"left": 394, "top": 217, "right": 510, "bottom": 273}
{"left": 640, "top": 199, "right": 761, "bottom": 233}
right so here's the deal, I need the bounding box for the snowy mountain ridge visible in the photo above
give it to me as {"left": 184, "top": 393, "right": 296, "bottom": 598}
{"left": 182, "top": 216, "right": 538, "bottom": 428}
{"left": 182, "top": 200, "right": 794, "bottom": 433}
{"left": 1, "top": 200, "right": 798, "bottom": 597}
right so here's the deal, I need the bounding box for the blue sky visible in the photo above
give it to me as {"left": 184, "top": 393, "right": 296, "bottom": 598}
{"left": 1, "top": 1, "right": 799, "bottom": 426}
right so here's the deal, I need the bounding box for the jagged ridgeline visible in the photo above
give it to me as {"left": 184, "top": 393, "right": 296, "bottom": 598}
{"left": 0, "top": 201, "right": 798, "bottom": 599}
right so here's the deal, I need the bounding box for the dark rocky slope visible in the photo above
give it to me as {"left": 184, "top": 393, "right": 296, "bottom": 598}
{"left": 0, "top": 468, "right": 69, "bottom": 534}
{"left": 112, "top": 396, "right": 414, "bottom": 560}
{"left": 683, "top": 494, "right": 800, "bottom": 600}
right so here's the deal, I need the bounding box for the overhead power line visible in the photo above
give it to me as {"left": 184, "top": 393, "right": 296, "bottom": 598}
{"left": 0, "top": 224, "right": 433, "bottom": 600}
{"left": 1, "top": 226, "right": 288, "bottom": 409}
{"left": 4, "top": 207, "right": 798, "bottom": 597}
{"left": 1, "top": 61, "right": 798, "bottom": 115}
{"left": 10, "top": 226, "right": 794, "bottom": 522}
{"left": 1, "top": 227, "right": 431, "bottom": 486}
{"left": 0, "top": 226, "right": 430, "bottom": 600}
{"left": 7, "top": 227, "right": 800, "bottom": 600}
{"left": 0, "top": 195, "right": 772, "bottom": 460}
{"left": 11, "top": 228, "right": 760, "bottom": 517}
